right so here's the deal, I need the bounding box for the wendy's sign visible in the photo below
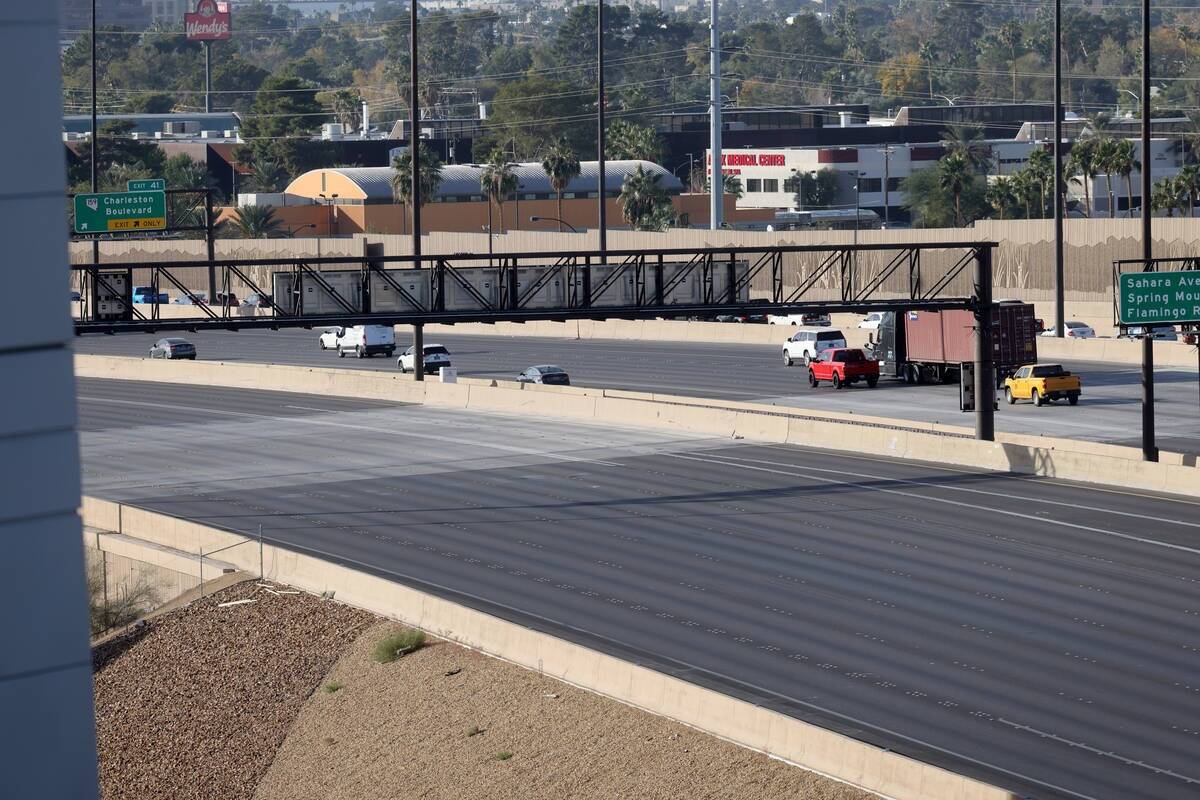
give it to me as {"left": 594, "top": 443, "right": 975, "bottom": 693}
{"left": 185, "top": 0, "right": 231, "bottom": 41}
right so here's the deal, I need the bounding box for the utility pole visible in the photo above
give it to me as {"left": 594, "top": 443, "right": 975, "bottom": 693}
{"left": 709, "top": 0, "right": 723, "bottom": 230}
{"left": 203, "top": 41, "right": 212, "bottom": 113}
{"left": 411, "top": 0, "right": 424, "bottom": 382}
{"left": 1052, "top": 0, "right": 1065, "bottom": 338}
{"left": 597, "top": 0, "right": 607, "bottom": 261}
{"left": 1141, "top": 0, "right": 1157, "bottom": 462}
{"left": 880, "top": 146, "right": 893, "bottom": 227}
{"left": 974, "top": 247, "right": 995, "bottom": 441}
{"left": 90, "top": 0, "right": 99, "bottom": 273}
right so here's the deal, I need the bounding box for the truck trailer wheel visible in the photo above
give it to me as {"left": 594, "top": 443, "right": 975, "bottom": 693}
{"left": 1068, "top": 395, "right": 1079, "bottom": 406}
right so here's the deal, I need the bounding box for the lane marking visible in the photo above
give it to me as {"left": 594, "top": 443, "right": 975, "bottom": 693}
{"left": 702, "top": 452, "right": 1200, "bottom": 532}
{"left": 663, "top": 452, "right": 1200, "bottom": 559}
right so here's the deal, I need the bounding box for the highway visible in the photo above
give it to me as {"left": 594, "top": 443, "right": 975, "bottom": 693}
{"left": 78, "top": 377, "right": 1200, "bottom": 800}
{"left": 75, "top": 328, "right": 1200, "bottom": 453}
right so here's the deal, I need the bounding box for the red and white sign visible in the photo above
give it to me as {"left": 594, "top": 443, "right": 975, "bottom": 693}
{"left": 185, "top": 0, "right": 231, "bottom": 41}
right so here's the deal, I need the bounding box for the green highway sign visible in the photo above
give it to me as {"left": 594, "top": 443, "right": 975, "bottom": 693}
{"left": 127, "top": 178, "right": 166, "bottom": 191}
{"left": 73, "top": 190, "right": 167, "bottom": 233}
{"left": 1117, "top": 269, "right": 1200, "bottom": 325}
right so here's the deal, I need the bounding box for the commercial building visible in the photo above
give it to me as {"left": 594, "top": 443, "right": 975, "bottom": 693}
{"left": 252, "top": 160, "right": 728, "bottom": 236}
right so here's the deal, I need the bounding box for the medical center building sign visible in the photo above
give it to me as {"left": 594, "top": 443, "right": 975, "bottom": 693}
{"left": 185, "top": 0, "right": 231, "bottom": 41}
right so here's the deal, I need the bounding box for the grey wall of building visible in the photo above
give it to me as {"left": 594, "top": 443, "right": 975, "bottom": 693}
{"left": 0, "top": 4, "right": 99, "bottom": 799}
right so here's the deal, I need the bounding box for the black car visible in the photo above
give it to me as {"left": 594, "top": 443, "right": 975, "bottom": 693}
{"left": 518, "top": 365, "right": 570, "bottom": 385}
{"left": 149, "top": 337, "right": 196, "bottom": 360}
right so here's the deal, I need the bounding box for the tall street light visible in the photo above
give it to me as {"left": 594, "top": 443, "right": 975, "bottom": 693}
{"left": 597, "top": 0, "right": 607, "bottom": 261}
{"left": 1053, "top": 0, "right": 1065, "bottom": 338}
{"left": 1141, "top": 0, "right": 1158, "bottom": 462}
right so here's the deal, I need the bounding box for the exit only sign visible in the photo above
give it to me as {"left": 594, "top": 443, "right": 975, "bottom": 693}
{"left": 1117, "top": 270, "right": 1200, "bottom": 325}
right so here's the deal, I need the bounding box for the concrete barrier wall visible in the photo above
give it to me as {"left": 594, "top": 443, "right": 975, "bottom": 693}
{"left": 75, "top": 355, "right": 1199, "bottom": 497}
{"left": 80, "top": 496, "right": 1016, "bottom": 800}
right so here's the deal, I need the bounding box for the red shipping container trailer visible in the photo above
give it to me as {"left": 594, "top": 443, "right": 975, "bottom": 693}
{"left": 873, "top": 305, "right": 1038, "bottom": 384}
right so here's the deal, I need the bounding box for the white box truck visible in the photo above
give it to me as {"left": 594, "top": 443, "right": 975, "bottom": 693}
{"left": 336, "top": 325, "right": 395, "bottom": 358}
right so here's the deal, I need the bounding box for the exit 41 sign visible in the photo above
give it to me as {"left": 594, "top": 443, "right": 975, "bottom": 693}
{"left": 127, "top": 178, "right": 165, "bottom": 191}
{"left": 73, "top": 190, "right": 167, "bottom": 234}
{"left": 1117, "top": 270, "right": 1200, "bottom": 325}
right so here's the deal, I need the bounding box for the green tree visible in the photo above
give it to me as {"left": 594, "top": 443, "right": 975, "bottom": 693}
{"left": 1176, "top": 164, "right": 1200, "bottom": 217}
{"left": 605, "top": 121, "right": 664, "bottom": 163}
{"left": 1109, "top": 139, "right": 1139, "bottom": 217}
{"left": 1010, "top": 167, "right": 1038, "bottom": 219}
{"left": 902, "top": 163, "right": 988, "bottom": 227}
{"left": 985, "top": 176, "right": 1019, "bottom": 220}
{"left": 390, "top": 147, "right": 445, "bottom": 210}
{"left": 940, "top": 125, "right": 992, "bottom": 173}
{"left": 480, "top": 149, "right": 518, "bottom": 233}
{"left": 618, "top": 165, "right": 674, "bottom": 231}
{"left": 1066, "top": 138, "right": 1099, "bottom": 218}
{"left": 1094, "top": 137, "right": 1122, "bottom": 218}
{"left": 229, "top": 204, "right": 284, "bottom": 238}
{"left": 70, "top": 120, "right": 166, "bottom": 187}
{"left": 121, "top": 92, "right": 176, "bottom": 114}
{"left": 1152, "top": 176, "right": 1186, "bottom": 217}
{"left": 478, "top": 76, "right": 594, "bottom": 159}
{"left": 704, "top": 173, "right": 744, "bottom": 200}
{"left": 1025, "top": 148, "right": 1054, "bottom": 217}
{"left": 788, "top": 168, "right": 839, "bottom": 210}
{"left": 937, "top": 153, "right": 972, "bottom": 225}
{"left": 540, "top": 137, "right": 582, "bottom": 231}
{"left": 239, "top": 73, "right": 330, "bottom": 177}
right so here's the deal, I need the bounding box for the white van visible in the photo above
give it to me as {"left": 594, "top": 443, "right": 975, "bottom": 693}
{"left": 768, "top": 312, "right": 831, "bottom": 327}
{"left": 335, "top": 325, "right": 396, "bottom": 358}
{"left": 781, "top": 327, "right": 846, "bottom": 366}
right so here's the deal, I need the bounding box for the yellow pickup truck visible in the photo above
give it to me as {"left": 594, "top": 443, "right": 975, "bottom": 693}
{"left": 1004, "top": 364, "right": 1082, "bottom": 407}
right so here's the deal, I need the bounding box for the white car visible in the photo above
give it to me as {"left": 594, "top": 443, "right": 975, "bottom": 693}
{"left": 781, "top": 327, "right": 846, "bottom": 366}
{"left": 1040, "top": 320, "right": 1096, "bottom": 339}
{"left": 398, "top": 344, "right": 451, "bottom": 373}
{"left": 859, "top": 312, "right": 884, "bottom": 330}
{"left": 319, "top": 326, "right": 345, "bottom": 350}
{"left": 768, "top": 312, "right": 831, "bottom": 327}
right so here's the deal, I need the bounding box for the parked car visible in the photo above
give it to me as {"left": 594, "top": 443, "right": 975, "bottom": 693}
{"left": 212, "top": 291, "right": 239, "bottom": 307}
{"left": 132, "top": 285, "right": 168, "bottom": 304}
{"left": 318, "top": 326, "right": 345, "bottom": 350}
{"left": 1040, "top": 320, "right": 1095, "bottom": 338}
{"left": 69, "top": 290, "right": 81, "bottom": 302}
{"left": 148, "top": 337, "right": 196, "bottom": 360}
{"left": 807, "top": 348, "right": 879, "bottom": 389}
{"left": 715, "top": 312, "right": 768, "bottom": 324}
{"left": 336, "top": 325, "right": 395, "bottom": 358}
{"left": 518, "top": 365, "right": 571, "bottom": 385}
{"left": 1004, "top": 363, "right": 1082, "bottom": 406}
{"left": 173, "top": 292, "right": 207, "bottom": 305}
{"left": 398, "top": 343, "right": 450, "bottom": 372}
{"left": 781, "top": 327, "right": 846, "bottom": 366}
{"left": 242, "top": 292, "right": 273, "bottom": 308}
{"left": 768, "top": 312, "right": 831, "bottom": 327}
{"left": 858, "top": 312, "right": 884, "bottom": 330}
{"left": 1118, "top": 324, "right": 1178, "bottom": 341}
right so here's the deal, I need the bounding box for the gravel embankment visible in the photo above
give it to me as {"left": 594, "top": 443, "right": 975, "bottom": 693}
{"left": 255, "top": 621, "right": 874, "bottom": 800}
{"left": 92, "top": 581, "right": 373, "bottom": 800}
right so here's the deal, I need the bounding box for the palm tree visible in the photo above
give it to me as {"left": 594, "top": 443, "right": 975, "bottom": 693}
{"left": 229, "top": 204, "right": 283, "bottom": 238}
{"left": 1066, "top": 137, "right": 1099, "bottom": 217}
{"left": 997, "top": 21, "right": 1022, "bottom": 101}
{"left": 480, "top": 148, "right": 518, "bottom": 233}
{"left": 937, "top": 153, "right": 971, "bottom": 226}
{"left": 985, "top": 176, "right": 1018, "bottom": 220}
{"left": 390, "top": 147, "right": 444, "bottom": 210}
{"left": 1177, "top": 163, "right": 1200, "bottom": 217}
{"left": 919, "top": 41, "right": 937, "bottom": 98}
{"left": 705, "top": 173, "right": 743, "bottom": 199}
{"left": 1152, "top": 176, "right": 1185, "bottom": 217}
{"left": 540, "top": 137, "right": 581, "bottom": 231}
{"left": 1010, "top": 168, "right": 1036, "bottom": 219}
{"left": 618, "top": 164, "right": 673, "bottom": 231}
{"left": 1025, "top": 148, "right": 1053, "bottom": 217}
{"left": 1109, "top": 139, "right": 1139, "bottom": 218}
{"left": 1094, "top": 138, "right": 1122, "bottom": 217}
{"left": 940, "top": 125, "right": 992, "bottom": 173}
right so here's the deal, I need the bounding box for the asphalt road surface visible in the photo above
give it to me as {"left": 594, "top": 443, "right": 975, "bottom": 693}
{"left": 74, "top": 328, "right": 1200, "bottom": 453}
{"left": 78, "top": 377, "right": 1200, "bottom": 800}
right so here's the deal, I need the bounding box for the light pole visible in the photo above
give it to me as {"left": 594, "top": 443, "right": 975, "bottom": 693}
{"left": 1141, "top": 0, "right": 1157, "bottom": 462}
{"left": 318, "top": 192, "right": 338, "bottom": 235}
{"left": 709, "top": 0, "right": 723, "bottom": 230}
{"left": 530, "top": 215, "right": 579, "bottom": 233}
{"left": 285, "top": 223, "right": 317, "bottom": 237}
{"left": 597, "top": 0, "right": 607, "bottom": 261}
{"left": 1053, "top": 0, "right": 1065, "bottom": 338}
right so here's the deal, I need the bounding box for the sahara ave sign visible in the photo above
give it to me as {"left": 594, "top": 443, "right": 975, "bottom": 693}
{"left": 1117, "top": 270, "right": 1200, "bottom": 325}
{"left": 185, "top": 0, "right": 231, "bottom": 41}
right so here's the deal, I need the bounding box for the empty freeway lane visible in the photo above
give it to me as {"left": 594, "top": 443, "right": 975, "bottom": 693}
{"left": 78, "top": 378, "right": 1200, "bottom": 799}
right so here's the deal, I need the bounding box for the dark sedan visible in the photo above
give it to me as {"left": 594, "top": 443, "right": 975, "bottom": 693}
{"left": 149, "top": 337, "right": 196, "bottom": 360}
{"left": 517, "top": 365, "right": 570, "bottom": 385}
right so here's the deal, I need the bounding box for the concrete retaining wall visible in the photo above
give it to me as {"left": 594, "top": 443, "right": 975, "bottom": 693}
{"left": 74, "top": 354, "right": 1200, "bottom": 497}
{"left": 79, "top": 496, "right": 1016, "bottom": 800}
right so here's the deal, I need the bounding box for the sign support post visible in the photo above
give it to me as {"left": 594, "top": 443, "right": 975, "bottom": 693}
{"left": 973, "top": 246, "right": 994, "bottom": 441}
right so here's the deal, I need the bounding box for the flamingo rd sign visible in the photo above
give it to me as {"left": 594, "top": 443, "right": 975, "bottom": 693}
{"left": 185, "top": 0, "right": 231, "bottom": 41}
{"left": 73, "top": 191, "right": 167, "bottom": 233}
{"left": 1117, "top": 270, "right": 1200, "bottom": 325}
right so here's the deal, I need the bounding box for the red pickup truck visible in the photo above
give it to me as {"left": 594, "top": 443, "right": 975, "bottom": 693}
{"left": 808, "top": 348, "right": 879, "bottom": 389}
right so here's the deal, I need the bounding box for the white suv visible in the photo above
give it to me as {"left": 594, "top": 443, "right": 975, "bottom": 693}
{"left": 398, "top": 344, "right": 451, "bottom": 373}
{"left": 782, "top": 327, "right": 846, "bottom": 366}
